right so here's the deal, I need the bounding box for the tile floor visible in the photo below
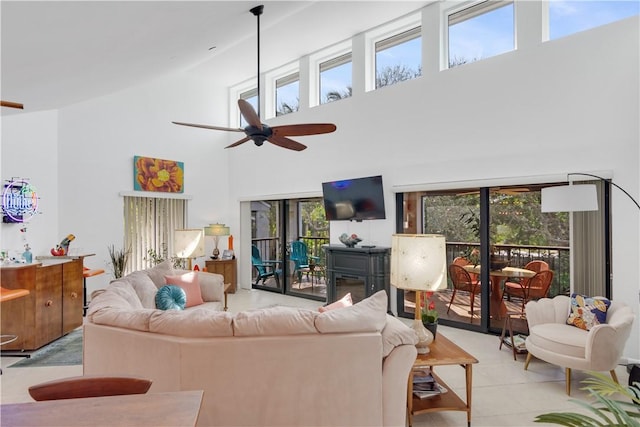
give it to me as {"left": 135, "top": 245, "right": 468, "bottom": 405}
{"left": 1, "top": 288, "right": 629, "bottom": 426}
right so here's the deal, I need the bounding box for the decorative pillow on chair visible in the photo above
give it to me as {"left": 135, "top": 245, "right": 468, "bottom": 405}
{"left": 155, "top": 285, "right": 186, "bottom": 311}
{"left": 566, "top": 293, "right": 611, "bottom": 331}
{"left": 164, "top": 272, "right": 204, "bottom": 308}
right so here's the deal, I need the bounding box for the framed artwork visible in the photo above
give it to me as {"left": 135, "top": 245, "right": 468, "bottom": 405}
{"left": 134, "top": 156, "right": 184, "bottom": 193}
{"left": 221, "top": 250, "right": 234, "bottom": 260}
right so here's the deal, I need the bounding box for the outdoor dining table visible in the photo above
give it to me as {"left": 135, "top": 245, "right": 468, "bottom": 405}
{"left": 462, "top": 265, "right": 536, "bottom": 319}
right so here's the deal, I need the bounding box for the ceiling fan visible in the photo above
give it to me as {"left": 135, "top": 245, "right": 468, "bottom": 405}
{"left": 1, "top": 101, "right": 24, "bottom": 109}
{"left": 172, "top": 5, "right": 336, "bottom": 151}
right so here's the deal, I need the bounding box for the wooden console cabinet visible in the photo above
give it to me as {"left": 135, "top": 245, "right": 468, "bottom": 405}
{"left": 1, "top": 256, "right": 85, "bottom": 351}
{"left": 205, "top": 259, "right": 237, "bottom": 293}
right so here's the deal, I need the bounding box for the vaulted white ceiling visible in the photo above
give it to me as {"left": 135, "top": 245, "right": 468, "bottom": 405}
{"left": 1, "top": 1, "right": 431, "bottom": 113}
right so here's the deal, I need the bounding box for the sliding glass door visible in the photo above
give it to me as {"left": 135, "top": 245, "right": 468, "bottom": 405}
{"left": 396, "top": 183, "right": 597, "bottom": 335}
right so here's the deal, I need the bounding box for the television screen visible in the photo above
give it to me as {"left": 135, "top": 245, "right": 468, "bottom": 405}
{"left": 322, "top": 175, "right": 386, "bottom": 221}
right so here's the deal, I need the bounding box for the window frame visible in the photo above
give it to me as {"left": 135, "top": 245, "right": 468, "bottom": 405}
{"left": 445, "top": 0, "right": 515, "bottom": 69}
{"left": 365, "top": 12, "right": 422, "bottom": 92}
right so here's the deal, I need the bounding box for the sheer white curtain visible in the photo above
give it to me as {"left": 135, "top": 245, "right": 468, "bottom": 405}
{"left": 572, "top": 181, "right": 606, "bottom": 296}
{"left": 124, "top": 196, "right": 186, "bottom": 274}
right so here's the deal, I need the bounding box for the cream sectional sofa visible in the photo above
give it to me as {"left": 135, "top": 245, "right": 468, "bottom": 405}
{"left": 84, "top": 261, "right": 418, "bottom": 427}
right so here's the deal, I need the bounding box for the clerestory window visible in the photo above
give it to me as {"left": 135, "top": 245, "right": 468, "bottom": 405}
{"left": 549, "top": 0, "right": 639, "bottom": 41}
{"left": 275, "top": 72, "right": 299, "bottom": 116}
{"left": 320, "top": 53, "right": 352, "bottom": 104}
{"left": 375, "top": 26, "right": 422, "bottom": 89}
{"left": 448, "top": 0, "right": 514, "bottom": 68}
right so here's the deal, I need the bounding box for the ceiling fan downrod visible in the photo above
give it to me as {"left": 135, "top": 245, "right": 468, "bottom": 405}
{"left": 250, "top": 5, "right": 264, "bottom": 118}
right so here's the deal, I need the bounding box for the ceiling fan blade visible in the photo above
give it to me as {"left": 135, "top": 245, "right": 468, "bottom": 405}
{"left": 267, "top": 135, "right": 307, "bottom": 151}
{"left": 1, "top": 100, "right": 24, "bottom": 109}
{"left": 272, "top": 123, "right": 337, "bottom": 137}
{"left": 172, "top": 121, "right": 244, "bottom": 132}
{"left": 225, "top": 136, "right": 252, "bottom": 149}
{"left": 238, "top": 99, "right": 262, "bottom": 129}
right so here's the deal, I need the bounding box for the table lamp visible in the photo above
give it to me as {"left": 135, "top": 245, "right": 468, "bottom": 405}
{"left": 390, "top": 234, "right": 447, "bottom": 354}
{"left": 173, "top": 229, "right": 205, "bottom": 270}
{"left": 204, "top": 223, "right": 230, "bottom": 259}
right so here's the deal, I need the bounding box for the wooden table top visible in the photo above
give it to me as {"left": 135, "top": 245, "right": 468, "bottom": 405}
{"left": 463, "top": 265, "right": 535, "bottom": 278}
{"left": 414, "top": 334, "right": 478, "bottom": 367}
{"left": 0, "top": 390, "right": 203, "bottom": 426}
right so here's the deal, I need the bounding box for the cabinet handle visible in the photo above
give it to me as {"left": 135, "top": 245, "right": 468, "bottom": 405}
{"left": 45, "top": 300, "right": 53, "bottom": 307}
{"left": 70, "top": 292, "right": 78, "bottom": 299}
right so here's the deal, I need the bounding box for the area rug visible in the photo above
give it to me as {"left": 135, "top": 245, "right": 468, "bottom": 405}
{"left": 10, "top": 327, "right": 83, "bottom": 367}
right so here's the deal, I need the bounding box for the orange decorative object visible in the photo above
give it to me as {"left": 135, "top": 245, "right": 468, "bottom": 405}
{"left": 228, "top": 235, "right": 234, "bottom": 251}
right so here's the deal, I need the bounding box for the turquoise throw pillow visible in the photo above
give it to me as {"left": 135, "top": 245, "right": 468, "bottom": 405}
{"left": 155, "top": 285, "right": 186, "bottom": 310}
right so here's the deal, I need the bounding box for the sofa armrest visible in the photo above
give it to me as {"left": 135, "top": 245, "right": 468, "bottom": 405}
{"left": 382, "top": 344, "right": 416, "bottom": 427}
{"left": 196, "top": 271, "right": 225, "bottom": 302}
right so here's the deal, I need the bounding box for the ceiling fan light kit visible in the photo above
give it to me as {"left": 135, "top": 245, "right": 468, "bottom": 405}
{"left": 172, "top": 4, "right": 336, "bottom": 151}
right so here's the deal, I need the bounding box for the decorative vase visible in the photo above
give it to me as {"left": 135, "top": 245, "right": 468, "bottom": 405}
{"left": 423, "top": 321, "right": 438, "bottom": 340}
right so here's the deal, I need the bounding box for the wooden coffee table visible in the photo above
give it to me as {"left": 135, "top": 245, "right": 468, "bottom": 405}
{"left": 407, "top": 334, "right": 478, "bottom": 427}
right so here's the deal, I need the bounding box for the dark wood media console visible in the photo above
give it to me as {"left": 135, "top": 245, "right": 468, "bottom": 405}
{"left": 324, "top": 245, "right": 391, "bottom": 310}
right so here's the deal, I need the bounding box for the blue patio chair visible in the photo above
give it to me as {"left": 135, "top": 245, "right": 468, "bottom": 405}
{"left": 289, "top": 241, "right": 320, "bottom": 284}
{"left": 251, "top": 245, "right": 281, "bottom": 287}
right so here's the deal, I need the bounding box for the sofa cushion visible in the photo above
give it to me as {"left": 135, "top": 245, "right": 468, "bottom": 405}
{"left": 315, "top": 290, "right": 388, "bottom": 334}
{"left": 90, "top": 307, "right": 155, "bottom": 332}
{"left": 149, "top": 309, "right": 234, "bottom": 337}
{"left": 105, "top": 281, "right": 144, "bottom": 310}
{"left": 381, "top": 314, "right": 418, "bottom": 357}
{"left": 528, "top": 323, "right": 587, "bottom": 358}
{"left": 144, "top": 260, "right": 174, "bottom": 288}
{"left": 319, "top": 293, "right": 353, "bottom": 312}
{"left": 125, "top": 271, "right": 159, "bottom": 309}
{"left": 233, "top": 306, "right": 319, "bottom": 336}
{"left": 165, "top": 272, "right": 204, "bottom": 308}
{"left": 156, "top": 285, "right": 186, "bottom": 310}
{"left": 566, "top": 293, "right": 611, "bottom": 331}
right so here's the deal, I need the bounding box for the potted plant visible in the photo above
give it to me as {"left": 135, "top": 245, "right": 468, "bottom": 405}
{"left": 107, "top": 244, "right": 130, "bottom": 279}
{"left": 535, "top": 372, "right": 640, "bottom": 425}
{"left": 421, "top": 291, "right": 439, "bottom": 339}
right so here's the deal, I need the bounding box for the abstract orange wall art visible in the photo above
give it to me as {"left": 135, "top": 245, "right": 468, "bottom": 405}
{"left": 133, "top": 156, "right": 184, "bottom": 193}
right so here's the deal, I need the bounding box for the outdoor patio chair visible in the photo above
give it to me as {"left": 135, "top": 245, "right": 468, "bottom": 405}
{"left": 251, "top": 245, "right": 281, "bottom": 287}
{"left": 447, "top": 264, "right": 482, "bottom": 323}
{"left": 503, "top": 269, "right": 554, "bottom": 315}
{"left": 289, "top": 241, "right": 319, "bottom": 284}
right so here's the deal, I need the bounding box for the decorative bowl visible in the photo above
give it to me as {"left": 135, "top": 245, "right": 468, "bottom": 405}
{"left": 339, "top": 233, "right": 362, "bottom": 248}
{"left": 490, "top": 259, "right": 510, "bottom": 271}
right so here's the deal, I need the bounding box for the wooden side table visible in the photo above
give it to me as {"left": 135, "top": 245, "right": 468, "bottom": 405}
{"left": 205, "top": 259, "right": 237, "bottom": 293}
{"left": 407, "top": 334, "right": 478, "bottom": 427}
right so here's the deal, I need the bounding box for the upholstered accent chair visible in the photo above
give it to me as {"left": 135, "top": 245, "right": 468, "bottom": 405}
{"left": 524, "top": 295, "right": 635, "bottom": 395}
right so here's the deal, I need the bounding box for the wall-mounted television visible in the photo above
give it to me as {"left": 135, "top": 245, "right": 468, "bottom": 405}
{"left": 322, "top": 175, "right": 386, "bottom": 221}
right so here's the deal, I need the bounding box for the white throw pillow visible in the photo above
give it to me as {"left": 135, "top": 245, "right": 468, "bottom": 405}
{"left": 315, "top": 290, "right": 388, "bottom": 334}
{"left": 125, "top": 271, "right": 159, "bottom": 309}
{"left": 381, "top": 314, "right": 418, "bottom": 357}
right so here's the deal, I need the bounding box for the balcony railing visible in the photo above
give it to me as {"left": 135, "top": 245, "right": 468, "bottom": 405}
{"left": 251, "top": 238, "right": 570, "bottom": 297}
{"left": 447, "top": 242, "right": 570, "bottom": 297}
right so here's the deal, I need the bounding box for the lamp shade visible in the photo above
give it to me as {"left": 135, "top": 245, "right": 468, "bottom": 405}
{"left": 390, "top": 234, "right": 447, "bottom": 291}
{"left": 541, "top": 184, "right": 598, "bottom": 213}
{"left": 174, "top": 229, "right": 205, "bottom": 258}
{"left": 204, "top": 223, "right": 230, "bottom": 236}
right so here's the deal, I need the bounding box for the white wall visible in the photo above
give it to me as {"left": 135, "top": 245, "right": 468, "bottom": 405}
{"left": 1, "top": 13, "right": 638, "bottom": 358}
{"left": 1, "top": 110, "right": 60, "bottom": 258}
